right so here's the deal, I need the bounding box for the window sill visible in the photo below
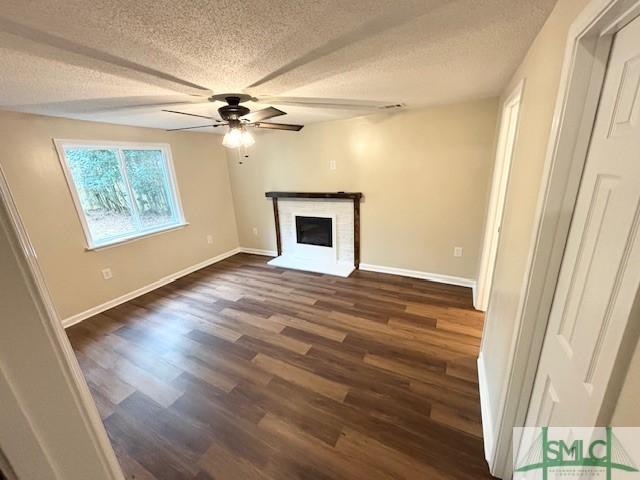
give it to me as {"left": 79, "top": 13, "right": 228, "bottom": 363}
{"left": 85, "top": 222, "right": 189, "bottom": 251}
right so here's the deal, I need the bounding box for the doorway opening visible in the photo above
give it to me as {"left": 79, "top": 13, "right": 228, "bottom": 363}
{"left": 475, "top": 81, "right": 524, "bottom": 311}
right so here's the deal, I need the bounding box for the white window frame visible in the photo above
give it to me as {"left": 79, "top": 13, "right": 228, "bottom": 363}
{"left": 54, "top": 139, "right": 187, "bottom": 250}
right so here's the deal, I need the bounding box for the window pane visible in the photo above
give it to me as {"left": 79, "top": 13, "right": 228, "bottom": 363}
{"left": 122, "top": 149, "right": 178, "bottom": 229}
{"left": 65, "top": 147, "right": 136, "bottom": 243}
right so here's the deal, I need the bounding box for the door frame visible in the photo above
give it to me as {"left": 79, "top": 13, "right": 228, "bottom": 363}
{"left": 489, "top": 0, "right": 640, "bottom": 477}
{"left": 0, "top": 164, "right": 124, "bottom": 479}
{"left": 475, "top": 80, "right": 524, "bottom": 311}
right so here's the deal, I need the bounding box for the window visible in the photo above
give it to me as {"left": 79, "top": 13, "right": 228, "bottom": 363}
{"left": 55, "top": 140, "right": 186, "bottom": 249}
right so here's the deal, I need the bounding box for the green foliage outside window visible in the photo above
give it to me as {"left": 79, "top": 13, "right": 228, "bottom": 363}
{"left": 62, "top": 144, "right": 181, "bottom": 246}
{"left": 123, "top": 149, "right": 172, "bottom": 218}
{"left": 67, "top": 148, "right": 131, "bottom": 214}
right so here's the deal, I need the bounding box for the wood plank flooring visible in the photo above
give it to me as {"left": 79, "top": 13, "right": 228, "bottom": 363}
{"left": 67, "top": 253, "right": 493, "bottom": 480}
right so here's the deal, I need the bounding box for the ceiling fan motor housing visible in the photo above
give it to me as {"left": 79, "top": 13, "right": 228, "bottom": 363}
{"left": 218, "top": 96, "right": 250, "bottom": 125}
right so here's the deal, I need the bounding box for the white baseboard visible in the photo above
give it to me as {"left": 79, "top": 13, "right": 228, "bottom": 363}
{"left": 61, "top": 247, "right": 241, "bottom": 329}
{"left": 473, "top": 284, "right": 480, "bottom": 310}
{"left": 477, "top": 353, "right": 495, "bottom": 463}
{"left": 241, "top": 252, "right": 476, "bottom": 292}
{"left": 63, "top": 249, "right": 476, "bottom": 328}
{"left": 359, "top": 262, "right": 476, "bottom": 289}
{"left": 239, "top": 247, "right": 277, "bottom": 257}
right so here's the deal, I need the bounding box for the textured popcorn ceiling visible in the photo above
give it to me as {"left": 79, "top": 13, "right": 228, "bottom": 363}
{"left": 0, "top": 0, "right": 556, "bottom": 132}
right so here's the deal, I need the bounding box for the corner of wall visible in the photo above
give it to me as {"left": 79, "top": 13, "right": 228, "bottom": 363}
{"left": 220, "top": 143, "right": 241, "bottom": 250}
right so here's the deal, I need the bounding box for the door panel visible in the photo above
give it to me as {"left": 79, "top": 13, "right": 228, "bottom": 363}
{"left": 525, "top": 14, "right": 640, "bottom": 428}
{"left": 609, "top": 53, "right": 640, "bottom": 137}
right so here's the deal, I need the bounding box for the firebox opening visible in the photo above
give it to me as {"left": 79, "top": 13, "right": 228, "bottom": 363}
{"left": 295, "top": 216, "right": 333, "bottom": 247}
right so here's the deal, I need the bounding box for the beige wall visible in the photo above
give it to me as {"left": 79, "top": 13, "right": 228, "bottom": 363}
{"left": 0, "top": 110, "right": 239, "bottom": 320}
{"left": 612, "top": 339, "right": 640, "bottom": 426}
{"left": 480, "top": 0, "right": 587, "bottom": 426}
{"left": 227, "top": 98, "right": 499, "bottom": 280}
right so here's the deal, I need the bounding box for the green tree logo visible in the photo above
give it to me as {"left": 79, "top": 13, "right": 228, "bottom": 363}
{"left": 515, "top": 427, "right": 638, "bottom": 479}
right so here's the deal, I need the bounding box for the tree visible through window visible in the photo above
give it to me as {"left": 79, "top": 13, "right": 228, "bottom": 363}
{"left": 57, "top": 142, "right": 184, "bottom": 248}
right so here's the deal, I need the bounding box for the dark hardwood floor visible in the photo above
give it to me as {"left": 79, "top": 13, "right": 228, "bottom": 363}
{"left": 67, "top": 253, "right": 493, "bottom": 480}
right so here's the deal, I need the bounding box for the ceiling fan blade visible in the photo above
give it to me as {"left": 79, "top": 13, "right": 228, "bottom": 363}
{"left": 166, "top": 124, "right": 225, "bottom": 132}
{"left": 241, "top": 106, "right": 286, "bottom": 123}
{"left": 252, "top": 122, "right": 304, "bottom": 131}
{"left": 254, "top": 96, "right": 402, "bottom": 111}
{"left": 162, "top": 109, "right": 222, "bottom": 122}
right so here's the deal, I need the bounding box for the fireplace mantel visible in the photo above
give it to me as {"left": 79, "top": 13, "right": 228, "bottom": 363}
{"left": 266, "top": 191, "right": 362, "bottom": 276}
{"left": 265, "top": 191, "right": 363, "bottom": 200}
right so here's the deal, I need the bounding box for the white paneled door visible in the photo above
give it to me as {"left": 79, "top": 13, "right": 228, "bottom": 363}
{"left": 525, "top": 14, "right": 640, "bottom": 427}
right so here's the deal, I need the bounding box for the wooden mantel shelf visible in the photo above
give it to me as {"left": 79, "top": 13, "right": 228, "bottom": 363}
{"left": 265, "top": 191, "right": 363, "bottom": 200}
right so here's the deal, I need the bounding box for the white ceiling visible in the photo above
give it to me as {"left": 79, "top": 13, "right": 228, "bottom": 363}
{"left": 0, "top": 0, "right": 556, "bottom": 133}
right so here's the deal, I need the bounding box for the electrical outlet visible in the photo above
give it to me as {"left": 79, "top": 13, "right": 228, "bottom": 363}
{"left": 101, "top": 268, "right": 112, "bottom": 280}
{"left": 206, "top": 234, "right": 214, "bottom": 244}
{"left": 453, "top": 247, "right": 463, "bottom": 257}
{"left": 252, "top": 227, "right": 258, "bottom": 236}
{"left": 329, "top": 160, "right": 337, "bottom": 170}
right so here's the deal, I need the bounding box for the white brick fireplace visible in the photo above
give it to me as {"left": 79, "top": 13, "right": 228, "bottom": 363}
{"left": 265, "top": 192, "right": 362, "bottom": 277}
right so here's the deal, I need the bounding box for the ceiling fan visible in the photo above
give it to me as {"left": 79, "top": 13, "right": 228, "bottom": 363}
{"left": 163, "top": 94, "right": 304, "bottom": 149}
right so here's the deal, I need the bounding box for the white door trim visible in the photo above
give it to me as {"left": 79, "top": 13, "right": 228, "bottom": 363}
{"left": 488, "top": 0, "right": 640, "bottom": 478}
{"left": 475, "top": 80, "right": 524, "bottom": 311}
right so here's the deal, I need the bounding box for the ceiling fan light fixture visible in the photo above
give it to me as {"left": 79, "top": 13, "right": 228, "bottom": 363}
{"left": 222, "top": 127, "right": 242, "bottom": 148}
{"left": 222, "top": 126, "right": 255, "bottom": 149}
{"left": 241, "top": 128, "right": 255, "bottom": 147}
